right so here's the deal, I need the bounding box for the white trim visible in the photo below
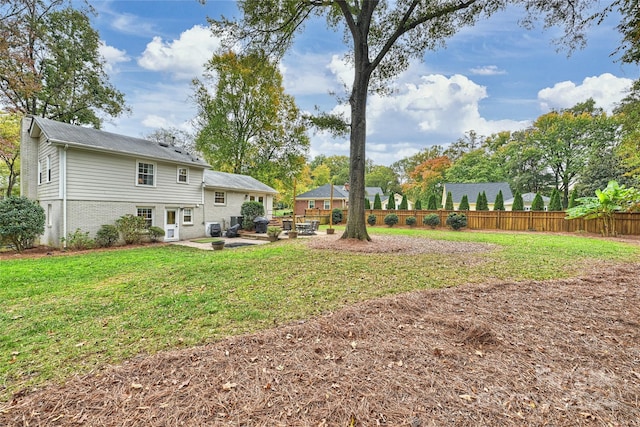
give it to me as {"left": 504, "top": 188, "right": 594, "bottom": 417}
{"left": 182, "top": 207, "right": 193, "bottom": 225}
{"left": 177, "top": 166, "right": 189, "bottom": 184}
{"left": 136, "top": 160, "right": 157, "bottom": 187}
{"left": 213, "top": 191, "right": 226, "bottom": 206}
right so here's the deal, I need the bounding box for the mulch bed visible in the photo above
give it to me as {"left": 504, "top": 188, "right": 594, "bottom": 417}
{"left": 1, "top": 236, "right": 640, "bottom": 426}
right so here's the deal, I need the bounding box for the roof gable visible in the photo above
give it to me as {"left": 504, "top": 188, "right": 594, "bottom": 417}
{"left": 29, "top": 116, "right": 209, "bottom": 168}
{"left": 297, "top": 184, "right": 349, "bottom": 199}
{"left": 444, "top": 182, "right": 513, "bottom": 203}
{"left": 203, "top": 170, "right": 277, "bottom": 194}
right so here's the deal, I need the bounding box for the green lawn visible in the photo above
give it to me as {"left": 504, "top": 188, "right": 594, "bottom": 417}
{"left": 1, "top": 228, "right": 638, "bottom": 400}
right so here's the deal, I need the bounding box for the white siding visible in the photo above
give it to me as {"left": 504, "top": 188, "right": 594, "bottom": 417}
{"left": 36, "top": 143, "right": 59, "bottom": 200}
{"left": 65, "top": 149, "right": 204, "bottom": 204}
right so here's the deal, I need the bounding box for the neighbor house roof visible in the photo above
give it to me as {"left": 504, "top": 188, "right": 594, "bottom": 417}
{"left": 296, "top": 184, "right": 386, "bottom": 201}
{"left": 28, "top": 116, "right": 209, "bottom": 168}
{"left": 203, "top": 170, "right": 277, "bottom": 194}
{"left": 444, "top": 182, "right": 513, "bottom": 204}
{"left": 504, "top": 193, "right": 550, "bottom": 204}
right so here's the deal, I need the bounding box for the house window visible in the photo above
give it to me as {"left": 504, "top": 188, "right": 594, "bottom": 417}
{"left": 308, "top": 200, "right": 315, "bottom": 209}
{"left": 183, "top": 208, "right": 193, "bottom": 224}
{"left": 324, "top": 200, "right": 331, "bottom": 209}
{"left": 137, "top": 207, "right": 153, "bottom": 228}
{"left": 214, "top": 191, "right": 225, "bottom": 205}
{"left": 177, "top": 167, "right": 188, "bottom": 184}
{"left": 46, "top": 155, "right": 51, "bottom": 182}
{"left": 137, "top": 161, "right": 155, "bottom": 186}
{"left": 258, "top": 196, "right": 264, "bottom": 203}
{"left": 38, "top": 160, "right": 42, "bottom": 185}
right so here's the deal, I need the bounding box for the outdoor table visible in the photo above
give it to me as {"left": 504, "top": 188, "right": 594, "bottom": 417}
{"left": 296, "top": 222, "right": 313, "bottom": 234}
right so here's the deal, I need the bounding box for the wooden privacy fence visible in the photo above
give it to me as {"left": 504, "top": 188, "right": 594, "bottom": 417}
{"left": 304, "top": 209, "right": 640, "bottom": 236}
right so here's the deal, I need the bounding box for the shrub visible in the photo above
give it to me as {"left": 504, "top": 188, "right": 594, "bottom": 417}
{"left": 387, "top": 194, "right": 396, "bottom": 209}
{"left": 398, "top": 195, "right": 408, "bottom": 210}
{"left": 267, "top": 226, "right": 282, "bottom": 237}
{"left": 414, "top": 199, "right": 422, "bottom": 210}
{"left": 531, "top": 193, "right": 545, "bottom": 211}
{"left": 0, "top": 196, "right": 45, "bottom": 252}
{"left": 65, "top": 228, "right": 95, "bottom": 250}
{"left": 148, "top": 226, "right": 165, "bottom": 242}
{"left": 423, "top": 213, "right": 440, "bottom": 228}
{"left": 549, "top": 188, "right": 563, "bottom": 211}
{"left": 568, "top": 188, "right": 579, "bottom": 208}
{"left": 332, "top": 208, "right": 343, "bottom": 224}
{"left": 494, "top": 190, "right": 505, "bottom": 211}
{"left": 405, "top": 216, "right": 417, "bottom": 227}
{"left": 115, "top": 214, "right": 146, "bottom": 245}
{"left": 95, "top": 224, "right": 120, "bottom": 247}
{"left": 445, "top": 191, "right": 454, "bottom": 210}
{"left": 512, "top": 191, "right": 524, "bottom": 211}
{"left": 427, "top": 194, "right": 437, "bottom": 210}
{"left": 241, "top": 201, "right": 265, "bottom": 230}
{"left": 373, "top": 193, "right": 382, "bottom": 209}
{"left": 476, "top": 192, "right": 489, "bottom": 211}
{"left": 384, "top": 213, "right": 399, "bottom": 227}
{"left": 365, "top": 197, "right": 371, "bottom": 209}
{"left": 446, "top": 213, "right": 467, "bottom": 230}
{"left": 367, "top": 214, "right": 377, "bottom": 226}
{"left": 459, "top": 195, "right": 469, "bottom": 210}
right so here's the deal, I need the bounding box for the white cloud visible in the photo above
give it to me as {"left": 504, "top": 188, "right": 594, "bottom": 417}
{"left": 138, "top": 25, "right": 221, "bottom": 80}
{"left": 469, "top": 65, "right": 507, "bottom": 76}
{"left": 538, "top": 73, "right": 633, "bottom": 113}
{"left": 367, "top": 73, "right": 526, "bottom": 139}
{"left": 282, "top": 52, "right": 344, "bottom": 96}
{"left": 99, "top": 42, "right": 130, "bottom": 74}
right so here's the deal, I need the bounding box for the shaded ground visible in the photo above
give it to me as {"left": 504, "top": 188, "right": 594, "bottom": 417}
{"left": 2, "top": 237, "right": 640, "bottom": 426}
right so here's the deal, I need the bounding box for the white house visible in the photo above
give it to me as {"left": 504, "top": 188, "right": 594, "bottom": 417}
{"left": 20, "top": 116, "right": 277, "bottom": 247}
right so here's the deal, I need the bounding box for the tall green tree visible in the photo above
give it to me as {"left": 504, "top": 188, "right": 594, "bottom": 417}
{"left": 414, "top": 199, "right": 422, "bottom": 210}
{"left": 211, "top": 0, "right": 597, "bottom": 241}
{"left": 528, "top": 99, "right": 617, "bottom": 206}
{"left": 0, "top": 112, "right": 21, "bottom": 197}
{"left": 386, "top": 193, "right": 396, "bottom": 210}
{"left": 531, "top": 193, "right": 545, "bottom": 211}
{"left": 373, "top": 193, "right": 382, "bottom": 210}
{"left": 0, "top": 3, "right": 127, "bottom": 127}
{"left": 427, "top": 194, "right": 437, "bottom": 210}
{"left": 366, "top": 165, "right": 400, "bottom": 195}
{"left": 459, "top": 195, "right": 470, "bottom": 210}
{"left": 615, "top": 80, "right": 640, "bottom": 182}
{"left": 512, "top": 191, "right": 524, "bottom": 211}
{"left": 549, "top": 188, "right": 563, "bottom": 211}
{"left": 310, "top": 155, "right": 352, "bottom": 185}
{"left": 444, "top": 191, "right": 454, "bottom": 210}
{"left": 398, "top": 194, "right": 408, "bottom": 210}
{"left": 194, "top": 51, "right": 309, "bottom": 188}
{"left": 445, "top": 148, "right": 506, "bottom": 183}
{"left": 493, "top": 190, "right": 505, "bottom": 211}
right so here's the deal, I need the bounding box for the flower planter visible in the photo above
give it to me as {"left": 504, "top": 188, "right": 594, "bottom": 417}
{"left": 326, "top": 228, "right": 335, "bottom": 235}
{"left": 288, "top": 231, "right": 298, "bottom": 239}
{"left": 211, "top": 240, "right": 225, "bottom": 250}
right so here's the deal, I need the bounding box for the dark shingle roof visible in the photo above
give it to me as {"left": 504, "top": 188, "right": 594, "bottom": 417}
{"left": 29, "top": 116, "right": 209, "bottom": 167}
{"left": 297, "top": 184, "right": 385, "bottom": 200}
{"left": 444, "top": 183, "right": 513, "bottom": 204}
{"left": 203, "top": 170, "right": 277, "bottom": 194}
{"left": 297, "top": 184, "right": 349, "bottom": 199}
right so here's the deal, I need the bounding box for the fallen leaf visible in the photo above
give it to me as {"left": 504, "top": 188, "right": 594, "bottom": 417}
{"left": 131, "top": 383, "right": 143, "bottom": 390}
{"left": 222, "top": 382, "right": 237, "bottom": 391}
{"left": 459, "top": 394, "right": 476, "bottom": 401}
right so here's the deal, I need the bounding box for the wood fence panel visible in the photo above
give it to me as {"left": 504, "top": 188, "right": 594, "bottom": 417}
{"left": 307, "top": 209, "right": 640, "bottom": 236}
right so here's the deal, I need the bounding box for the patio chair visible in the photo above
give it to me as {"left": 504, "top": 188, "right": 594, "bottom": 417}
{"left": 311, "top": 220, "right": 320, "bottom": 233}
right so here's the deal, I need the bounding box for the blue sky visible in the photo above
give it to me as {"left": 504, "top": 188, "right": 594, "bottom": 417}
{"left": 90, "top": 1, "right": 639, "bottom": 166}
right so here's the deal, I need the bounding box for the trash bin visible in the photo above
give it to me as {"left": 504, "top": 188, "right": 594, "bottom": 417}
{"left": 207, "top": 222, "right": 221, "bottom": 237}
{"left": 253, "top": 216, "right": 269, "bottom": 233}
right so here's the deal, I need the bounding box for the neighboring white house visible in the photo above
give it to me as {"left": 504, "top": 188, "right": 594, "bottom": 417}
{"left": 504, "top": 192, "right": 550, "bottom": 211}
{"left": 20, "top": 116, "right": 277, "bottom": 247}
{"left": 442, "top": 182, "right": 513, "bottom": 210}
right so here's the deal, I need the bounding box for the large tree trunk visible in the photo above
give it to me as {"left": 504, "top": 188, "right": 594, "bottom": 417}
{"left": 342, "top": 36, "right": 371, "bottom": 241}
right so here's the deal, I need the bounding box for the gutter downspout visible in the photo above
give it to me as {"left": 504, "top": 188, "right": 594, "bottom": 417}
{"left": 61, "top": 144, "right": 68, "bottom": 249}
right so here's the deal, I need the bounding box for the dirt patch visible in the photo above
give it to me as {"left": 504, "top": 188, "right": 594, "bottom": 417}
{"left": 2, "top": 236, "right": 640, "bottom": 426}
{"left": 308, "top": 233, "right": 495, "bottom": 254}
